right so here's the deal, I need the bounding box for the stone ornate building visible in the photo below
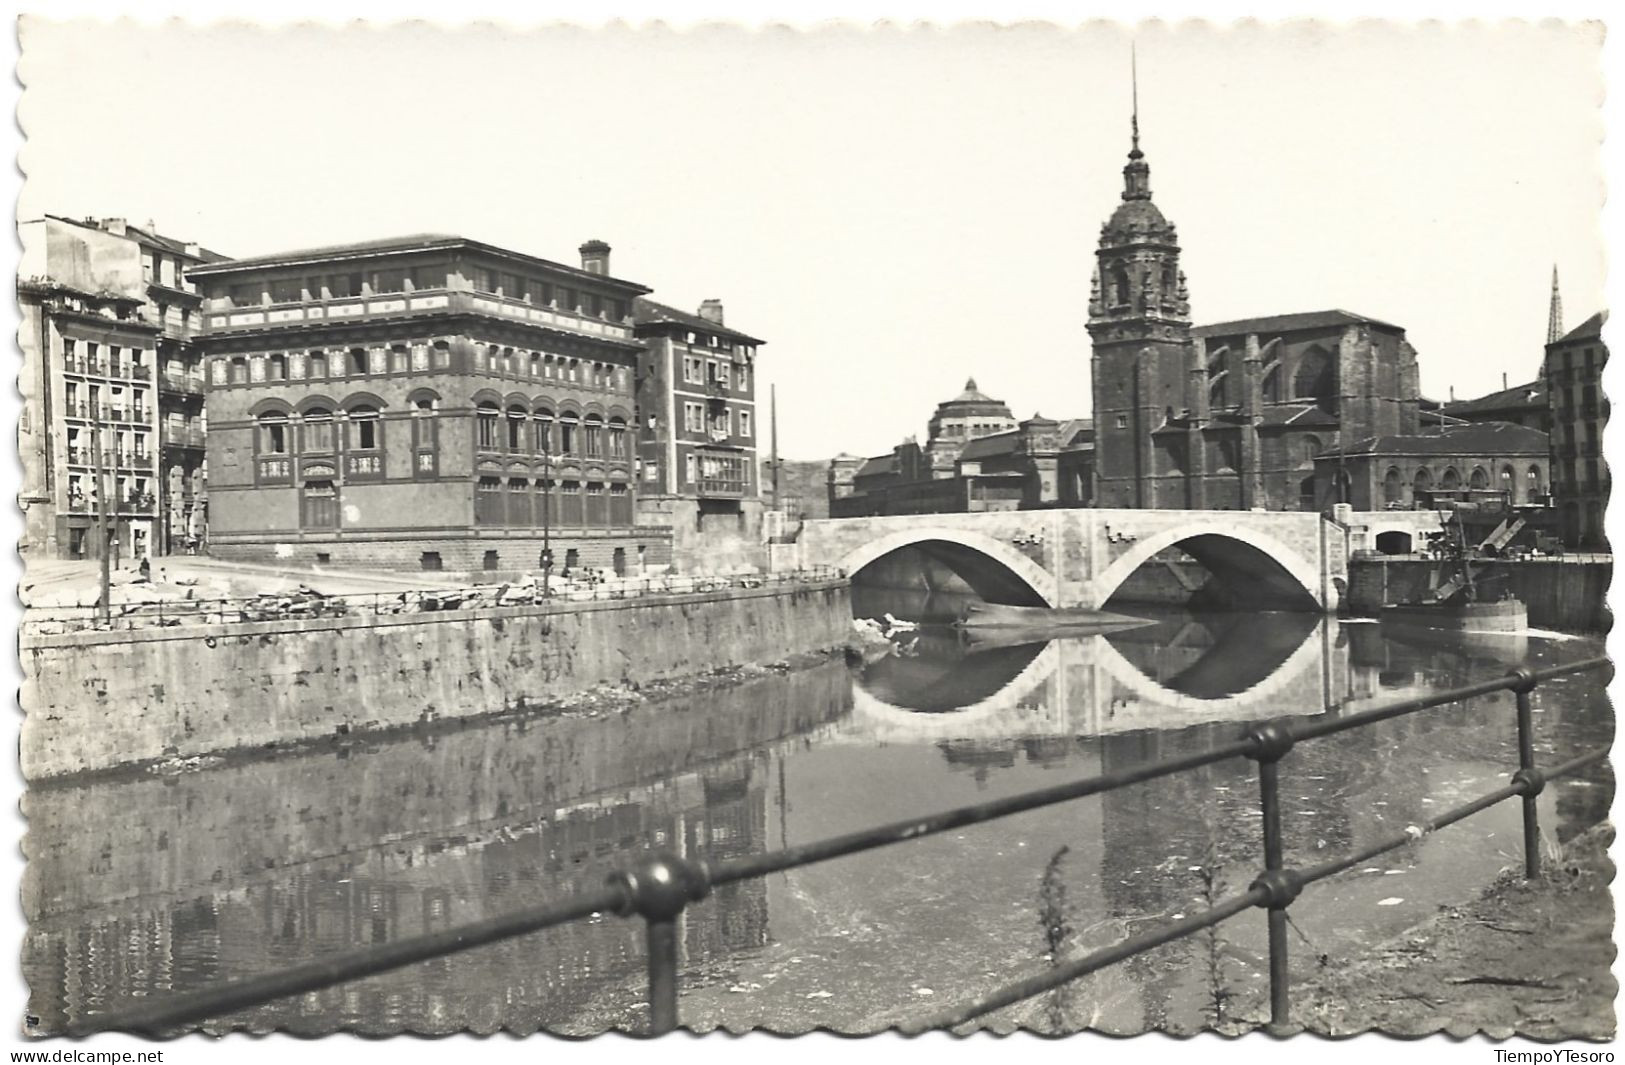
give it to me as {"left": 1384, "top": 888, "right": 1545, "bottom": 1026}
{"left": 189, "top": 234, "right": 669, "bottom": 573}
{"left": 826, "top": 379, "right": 1091, "bottom": 517}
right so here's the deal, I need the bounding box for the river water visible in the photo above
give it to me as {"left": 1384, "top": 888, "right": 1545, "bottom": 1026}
{"left": 23, "top": 602, "right": 1613, "bottom": 1036}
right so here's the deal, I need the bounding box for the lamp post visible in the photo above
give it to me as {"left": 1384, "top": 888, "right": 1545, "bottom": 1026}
{"left": 541, "top": 432, "right": 553, "bottom": 599}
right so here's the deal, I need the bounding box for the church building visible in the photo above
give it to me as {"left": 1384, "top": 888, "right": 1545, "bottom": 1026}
{"left": 1087, "top": 110, "right": 1424, "bottom": 512}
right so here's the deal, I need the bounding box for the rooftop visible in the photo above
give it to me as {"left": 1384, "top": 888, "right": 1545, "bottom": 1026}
{"left": 632, "top": 297, "right": 765, "bottom": 346}
{"left": 1552, "top": 310, "right": 1608, "bottom": 346}
{"left": 1195, "top": 309, "right": 1402, "bottom": 338}
{"left": 44, "top": 215, "right": 230, "bottom": 264}
{"left": 1440, "top": 380, "right": 1547, "bottom": 416}
{"left": 1319, "top": 420, "right": 1549, "bottom": 459}
{"left": 188, "top": 233, "right": 652, "bottom": 294}
{"left": 957, "top": 429, "right": 1022, "bottom": 461}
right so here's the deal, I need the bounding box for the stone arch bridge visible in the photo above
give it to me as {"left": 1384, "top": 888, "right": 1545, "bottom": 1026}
{"left": 784, "top": 508, "right": 1444, "bottom": 613}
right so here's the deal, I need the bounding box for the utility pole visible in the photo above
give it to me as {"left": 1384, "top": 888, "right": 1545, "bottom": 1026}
{"left": 92, "top": 386, "right": 111, "bottom": 626}
{"left": 770, "top": 383, "right": 781, "bottom": 510}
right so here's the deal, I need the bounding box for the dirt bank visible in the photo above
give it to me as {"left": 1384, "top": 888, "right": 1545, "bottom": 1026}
{"left": 1292, "top": 823, "right": 1616, "bottom": 1040}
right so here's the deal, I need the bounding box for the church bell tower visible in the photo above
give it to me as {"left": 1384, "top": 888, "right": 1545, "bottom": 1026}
{"left": 1087, "top": 66, "right": 1194, "bottom": 509}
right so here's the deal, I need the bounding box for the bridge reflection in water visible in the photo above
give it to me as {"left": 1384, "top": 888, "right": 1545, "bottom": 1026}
{"left": 24, "top": 609, "right": 1610, "bottom": 1035}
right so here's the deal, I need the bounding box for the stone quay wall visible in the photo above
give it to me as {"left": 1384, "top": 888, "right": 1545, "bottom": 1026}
{"left": 21, "top": 579, "right": 851, "bottom": 781}
{"left": 24, "top": 660, "right": 850, "bottom": 922}
{"left": 1346, "top": 558, "right": 1611, "bottom": 633}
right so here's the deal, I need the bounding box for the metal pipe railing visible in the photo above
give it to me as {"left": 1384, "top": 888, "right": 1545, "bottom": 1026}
{"left": 60, "top": 655, "right": 1610, "bottom": 1037}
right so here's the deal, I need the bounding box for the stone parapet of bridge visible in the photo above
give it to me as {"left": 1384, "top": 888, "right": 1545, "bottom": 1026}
{"left": 779, "top": 507, "right": 1450, "bottom": 614}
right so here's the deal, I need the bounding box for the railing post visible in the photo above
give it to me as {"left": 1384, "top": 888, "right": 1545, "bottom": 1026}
{"left": 1508, "top": 669, "right": 1543, "bottom": 879}
{"left": 606, "top": 853, "right": 712, "bottom": 1036}
{"left": 1246, "top": 720, "right": 1297, "bottom": 1030}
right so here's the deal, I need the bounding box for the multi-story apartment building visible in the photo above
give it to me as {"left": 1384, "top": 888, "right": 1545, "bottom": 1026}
{"left": 18, "top": 217, "right": 207, "bottom": 562}
{"left": 1544, "top": 310, "right": 1610, "bottom": 547}
{"left": 632, "top": 297, "right": 765, "bottom": 569}
{"left": 188, "top": 235, "right": 669, "bottom": 573}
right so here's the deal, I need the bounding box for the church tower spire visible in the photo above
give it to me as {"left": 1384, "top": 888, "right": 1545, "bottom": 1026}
{"left": 1547, "top": 264, "right": 1565, "bottom": 344}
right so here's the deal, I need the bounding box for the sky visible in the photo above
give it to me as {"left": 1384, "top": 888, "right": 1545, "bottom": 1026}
{"left": 16, "top": 19, "right": 1607, "bottom": 461}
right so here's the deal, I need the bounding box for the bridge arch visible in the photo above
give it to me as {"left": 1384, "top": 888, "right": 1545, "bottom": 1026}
{"left": 838, "top": 527, "right": 1058, "bottom": 607}
{"left": 1091, "top": 521, "right": 1325, "bottom": 611}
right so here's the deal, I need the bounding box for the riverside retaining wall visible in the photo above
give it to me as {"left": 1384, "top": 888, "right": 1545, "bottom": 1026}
{"left": 21, "top": 579, "right": 850, "bottom": 781}
{"left": 1346, "top": 559, "right": 1611, "bottom": 632}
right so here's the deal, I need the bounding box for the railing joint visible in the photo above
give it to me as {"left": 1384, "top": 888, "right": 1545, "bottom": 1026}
{"left": 606, "top": 852, "right": 713, "bottom": 922}
{"left": 1245, "top": 719, "right": 1297, "bottom": 763}
{"left": 1249, "top": 868, "right": 1305, "bottom": 910}
{"left": 1506, "top": 668, "right": 1538, "bottom": 695}
{"left": 1512, "top": 766, "right": 1547, "bottom": 798}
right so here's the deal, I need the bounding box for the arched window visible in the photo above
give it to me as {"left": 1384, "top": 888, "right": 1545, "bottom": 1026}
{"left": 1383, "top": 466, "right": 1404, "bottom": 506}
{"left": 1300, "top": 435, "right": 1323, "bottom": 466}
{"left": 583, "top": 414, "right": 605, "bottom": 458}
{"left": 1501, "top": 465, "right": 1516, "bottom": 499}
{"left": 346, "top": 405, "right": 383, "bottom": 479}
{"left": 257, "top": 413, "right": 292, "bottom": 484}
{"left": 268, "top": 354, "right": 287, "bottom": 382}
{"left": 1413, "top": 466, "right": 1434, "bottom": 503}
{"left": 1469, "top": 466, "right": 1490, "bottom": 490}
{"left": 1293, "top": 346, "right": 1335, "bottom": 406}
{"left": 1110, "top": 262, "right": 1130, "bottom": 307}
{"left": 472, "top": 402, "right": 498, "bottom": 452}
{"left": 308, "top": 350, "right": 328, "bottom": 379}
{"left": 1333, "top": 468, "right": 1353, "bottom": 505}
{"left": 559, "top": 412, "right": 580, "bottom": 455}
{"left": 1440, "top": 467, "right": 1461, "bottom": 490}
{"left": 301, "top": 407, "right": 334, "bottom": 453}
{"left": 346, "top": 348, "right": 367, "bottom": 376}
{"left": 506, "top": 404, "right": 528, "bottom": 451}
{"left": 1528, "top": 465, "right": 1544, "bottom": 497}
{"left": 608, "top": 417, "right": 628, "bottom": 459}
{"left": 534, "top": 408, "right": 555, "bottom": 455}
{"left": 301, "top": 475, "right": 338, "bottom": 529}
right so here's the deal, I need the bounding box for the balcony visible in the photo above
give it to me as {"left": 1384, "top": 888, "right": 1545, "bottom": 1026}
{"left": 696, "top": 478, "right": 747, "bottom": 499}
{"left": 160, "top": 372, "right": 206, "bottom": 396}
{"left": 161, "top": 424, "right": 207, "bottom": 449}
{"left": 203, "top": 288, "right": 637, "bottom": 344}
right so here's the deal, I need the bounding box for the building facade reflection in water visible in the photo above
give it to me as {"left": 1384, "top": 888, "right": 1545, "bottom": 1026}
{"left": 25, "top": 610, "right": 1611, "bottom": 1035}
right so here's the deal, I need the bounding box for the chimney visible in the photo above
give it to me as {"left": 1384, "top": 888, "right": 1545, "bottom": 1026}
{"left": 104, "top": 218, "right": 127, "bottom": 236}
{"left": 698, "top": 299, "right": 725, "bottom": 326}
{"left": 184, "top": 242, "right": 201, "bottom": 258}
{"left": 1502, "top": 372, "right": 1509, "bottom": 390}
{"left": 578, "top": 240, "right": 611, "bottom": 275}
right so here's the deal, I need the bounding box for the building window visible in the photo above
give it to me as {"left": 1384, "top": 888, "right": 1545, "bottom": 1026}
{"left": 507, "top": 406, "right": 527, "bottom": 451}
{"left": 420, "top": 551, "right": 443, "bottom": 572}
{"left": 1383, "top": 466, "right": 1404, "bottom": 506}
{"left": 301, "top": 408, "right": 335, "bottom": 453}
{"left": 584, "top": 415, "right": 604, "bottom": 458}
{"left": 534, "top": 408, "right": 554, "bottom": 455}
{"left": 433, "top": 341, "right": 452, "bottom": 369}
{"left": 346, "top": 406, "right": 383, "bottom": 479}
{"left": 585, "top": 481, "right": 607, "bottom": 526}
{"left": 739, "top": 411, "right": 752, "bottom": 438}
{"left": 1528, "top": 465, "right": 1544, "bottom": 496}
{"left": 268, "top": 354, "right": 287, "bottom": 381}
{"left": 506, "top": 477, "right": 532, "bottom": 527}
{"left": 301, "top": 478, "right": 338, "bottom": 528}
{"left": 347, "top": 348, "right": 367, "bottom": 376}
{"left": 559, "top": 413, "right": 579, "bottom": 455}
{"left": 609, "top": 483, "right": 632, "bottom": 525}
{"left": 412, "top": 396, "right": 439, "bottom": 477}
{"left": 559, "top": 480, "right": 584, "bottom": 526}
{"left": 685, "top": 454, "right": 696, "bottom": 485}
{"left": 476, "top": 403, "right": 500, "bottom": 451}
{"left": 608, "top": 417, "right": 628, "bottom": 458}
{"left": 475, "top": 476, "right": 503, "bottom": 525}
